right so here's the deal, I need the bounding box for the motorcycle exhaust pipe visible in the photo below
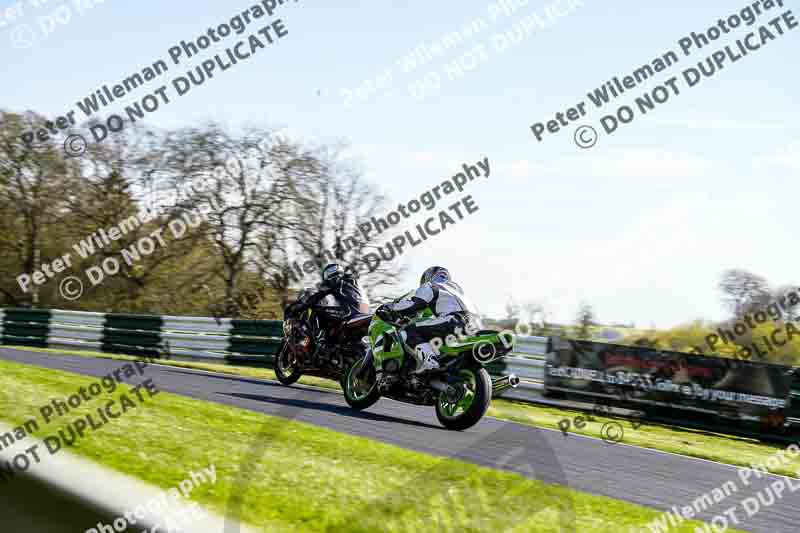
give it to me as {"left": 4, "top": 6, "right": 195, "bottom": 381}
{"left": 493, "top": 374, "right": 520, "bottom": 394}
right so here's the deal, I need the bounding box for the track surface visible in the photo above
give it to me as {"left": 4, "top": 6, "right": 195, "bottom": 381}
{"left": 2, "top": 348, "right": 799, "bottom": 533}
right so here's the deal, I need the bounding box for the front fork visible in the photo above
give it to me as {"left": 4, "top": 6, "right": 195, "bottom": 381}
{"left": 353, "top": 345, "right": 376, "bottom": 381}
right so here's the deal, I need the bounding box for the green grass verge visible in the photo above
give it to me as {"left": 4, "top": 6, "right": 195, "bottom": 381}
{"left": 488, "top": 400, "right": 800, "bottom": 477}
{"left": 6, "top": 345, "right": 800, "bottom": 478}
{"left": 0, "top": 357, "right": 723, "bottom": 532}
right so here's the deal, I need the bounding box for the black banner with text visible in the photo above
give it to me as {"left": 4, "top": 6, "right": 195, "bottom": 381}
{"left": 545, "top": 337, "right": 796, "bottom": 422}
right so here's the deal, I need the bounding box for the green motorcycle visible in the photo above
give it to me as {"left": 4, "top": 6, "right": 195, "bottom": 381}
{"left": 342, "top": 303, "right": 520, "bottom": 431}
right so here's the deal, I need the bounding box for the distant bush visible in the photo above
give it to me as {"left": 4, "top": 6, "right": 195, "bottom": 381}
{"left": 618, "top": 319, "right": 800, "bottom": 366}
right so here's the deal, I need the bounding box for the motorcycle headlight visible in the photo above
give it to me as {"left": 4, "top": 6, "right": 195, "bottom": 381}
{"left": 283, "top": 320, "right": 292, "bottom": 336}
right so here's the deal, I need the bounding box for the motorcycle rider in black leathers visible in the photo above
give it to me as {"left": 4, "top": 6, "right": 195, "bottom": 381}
{"left": 285, "top": 264, "right": 370, "bottom": 360}
{"left": 377, "top": 266, "right": 482, "bottom": 373}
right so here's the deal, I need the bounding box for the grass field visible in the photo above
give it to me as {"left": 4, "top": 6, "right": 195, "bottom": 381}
{"left": 6, "top": 345, "right": 800, "bottom": 478}
{"left": 0, "top": 356, "right": 728, "bottom": 533}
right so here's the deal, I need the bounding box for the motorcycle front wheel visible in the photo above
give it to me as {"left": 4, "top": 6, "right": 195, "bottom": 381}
{"left": 435, "top": 367, "right": 492, "bottom": 431}
{"left": 343, "top": 356, "right": 381, "bottom": 410}
{"left": 274, "top": 341, "right": 303, "bottom": 385}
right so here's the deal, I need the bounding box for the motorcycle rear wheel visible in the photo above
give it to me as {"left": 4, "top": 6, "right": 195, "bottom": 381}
{"left": 274, "top": 341, "right": 303, "bottom": 385}
{"left": 435, "top": 367, "right": 492, "bottom": 431}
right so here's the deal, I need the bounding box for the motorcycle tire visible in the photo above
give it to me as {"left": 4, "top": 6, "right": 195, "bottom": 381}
{"left": 274, "top": 341, "right": 303, "bottom": 385}
{"left": 343, "top": 357, "right": 381, "bottom": 410}
{"left": 435, "top": 367, "right": 492, "bottom": 431}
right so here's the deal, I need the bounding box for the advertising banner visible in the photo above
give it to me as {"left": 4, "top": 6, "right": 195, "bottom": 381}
{"left": 545, "top": 338, "right": 796, "bottom": 421}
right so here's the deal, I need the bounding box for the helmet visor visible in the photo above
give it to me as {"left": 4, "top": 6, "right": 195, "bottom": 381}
{"left": 431, "top": 271, "right": 450, "bottom": 284}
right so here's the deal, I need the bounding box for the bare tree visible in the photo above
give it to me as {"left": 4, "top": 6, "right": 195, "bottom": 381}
{"left": 718, "top": 269, "right": 772, "bottom": 318}
{"left": 254, "top": 139, "right": 404, "bottom": 307}
{"left": 59, "top": 124, "right": 214, "bottom": 311}
{"left": 575, "top": 302, "right": 595, "bottom": 340}
{"left": 770, "top": 284, "right": 800, "bottom": 322}
{"left": 0, "top": 111, "right": 79, "bottom": 306}
{"left": 146, "top": 125, "right": 289, "bottom": 310}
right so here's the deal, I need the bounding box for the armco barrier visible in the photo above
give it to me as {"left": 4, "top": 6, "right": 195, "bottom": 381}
{"left": 0, "top": 308, "right": 284, "bottom": 363}
{"left": 0, "top": 309, "right": 546, "bottom": 399}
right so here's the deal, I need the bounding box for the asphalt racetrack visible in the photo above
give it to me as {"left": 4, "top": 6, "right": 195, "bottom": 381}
{"left": 2, "top": 347, "right": 798, "bottom": 533}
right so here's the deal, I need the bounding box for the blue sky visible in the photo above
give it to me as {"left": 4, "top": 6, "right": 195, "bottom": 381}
{"left": 3, "top": 0, "right": 799, "bottom": 327}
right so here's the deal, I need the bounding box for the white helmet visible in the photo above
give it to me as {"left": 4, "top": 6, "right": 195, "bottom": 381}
{"left": 420, "top": 266, "right": 451, "bottom": 285}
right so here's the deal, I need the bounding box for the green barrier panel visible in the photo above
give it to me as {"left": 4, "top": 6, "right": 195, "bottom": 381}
{"left": 104, "top": 314, "right": 164, "bottom": 332}
{"left": 1, "top": 335, "right": 49, "bottom": 348}
{"left": 230, "top": 320, "right": 283, "bottom": 337}
{"left": 101, "top": 329, "right": 162, "bottom": 358}
{"left": 101, "top": 314, "right": 164, "bottom": 358}
{"left": 2, "top": 308, "right": 51, "bottom": 347}
{"left": 3, "top": 309, "right": 52, "bottom": 323}
{"left": 102, "top": 330, "right": 161, "bottom": 347}
{"left": 3, "top": 322, "right": 50, "bottom": 337}
{"left": 228, "top": 337, "right": 282, "bottom": 356}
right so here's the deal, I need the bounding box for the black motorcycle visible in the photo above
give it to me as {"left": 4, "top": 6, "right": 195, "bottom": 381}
{"left": 274, "top": 288, "right": 372, "bottom": 387}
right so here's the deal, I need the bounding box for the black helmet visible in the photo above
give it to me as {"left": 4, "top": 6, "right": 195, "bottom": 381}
{"left": 322, "top": 263, "right": 344, "bottom": 283}
{"left": 420, "top": 266, "right": 451, "bottom": 285}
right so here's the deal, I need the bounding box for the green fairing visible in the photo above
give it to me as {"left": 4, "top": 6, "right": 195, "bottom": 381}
{"left": 368, "top": 317, "right": 402, "bottom": 367}
{"left": 349, "top": 293, "right": 514, "bottom": 430}
{"left": 367, "top": 303, "right": 512, "bottom": 369}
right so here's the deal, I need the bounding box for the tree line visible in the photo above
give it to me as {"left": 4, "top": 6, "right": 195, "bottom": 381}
{"left": 0, "top": 111, "right": 401, "bottom": 318}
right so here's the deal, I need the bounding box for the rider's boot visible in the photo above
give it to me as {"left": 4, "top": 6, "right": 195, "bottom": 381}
{"left": 411, "top": 342, "right": 440, "bottom": 373}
